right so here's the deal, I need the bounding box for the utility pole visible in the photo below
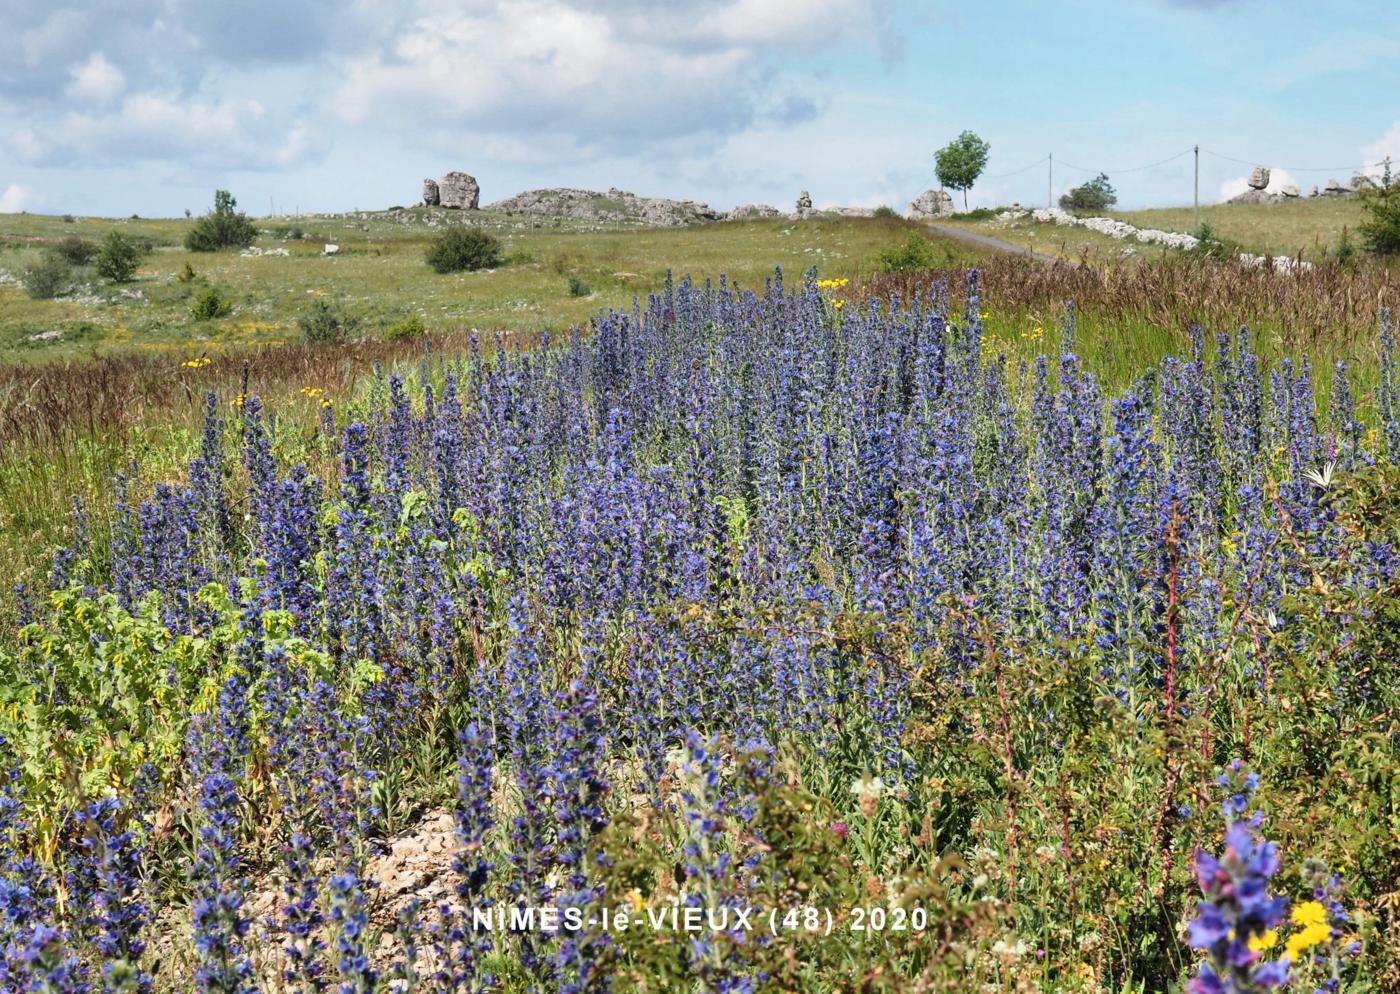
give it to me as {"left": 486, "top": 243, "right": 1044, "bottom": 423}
{"left": 1048, "top": 153, "right": 1053, "bottom": 208}
{"left": 1193, "top": 145, "right": 1200, "bottom": 230}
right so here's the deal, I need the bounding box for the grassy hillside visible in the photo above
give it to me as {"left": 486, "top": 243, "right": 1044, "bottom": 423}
{"left": 1110, "top": 196, "right": 1368, "bottom": 258}
{"left": 0, "top": 210, "right": 971, "bottom": 359}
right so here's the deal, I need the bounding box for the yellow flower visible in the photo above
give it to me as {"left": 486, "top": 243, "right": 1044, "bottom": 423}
{"left": 1284, "top": 921, "right": 1331, "bottom": 961}
{"left": 1248, "top": 929, "right": 1278, "bottom": 952}
{"left": 1291, "top": 901, "right": 1327, "bottom": 928}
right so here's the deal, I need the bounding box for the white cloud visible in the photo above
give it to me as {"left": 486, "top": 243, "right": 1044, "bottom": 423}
{"left": 29, "top": 92, "right": 322, "bottom": 170}
{"left": 331, "top": 0, "right": 889, "bottom": 153}
{"left": 11, "top": 129, "right": 43, "bottom": 162}
{"left": 66, "top": 52, "right": 125, "bottom": 104}
{"left": 1362, "top": 122, "right": 1400, "bottom": 179}
{"left": 1217, "top": 166, "right": 1299, "bottom": 202}
{"left": 0, "top": 183, "right": 39, "bottom": 213}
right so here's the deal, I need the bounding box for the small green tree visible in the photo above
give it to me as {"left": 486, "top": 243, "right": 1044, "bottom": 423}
{"left": 1358, "top": 164, "right": 1400, "bottom": 258}
{"left": 934, "top": 131, "right": 991, "bottom": 210}
{"left": 299, "top": 299, "right": 362, "bottom": 345}
{"left": 426, "top": 227, "right": 502, "bottom": 273}
{"left": 22, "top": 253, "right": 73, "bottom": 299}
{"left": 190, "top": 287, "right": 233, "bottom": 321}
{"left": 185, "top": 190, "right": 258, "bottom": 252}
{"left": 94, "top": 231, "right": 142, "bottom": 282}
{"left": 1059, "top": 173, "right": 1117, "bottom": 212}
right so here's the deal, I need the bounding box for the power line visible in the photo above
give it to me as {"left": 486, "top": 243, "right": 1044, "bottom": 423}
{"left": 1201, "top": 149, "right": 1390, "bottom": 174}
{"left": 982, "top": 156, "right": 1050, "bottom": 178}
{"left": 1055, "top": 148, "right": 1195, "bottom": 175}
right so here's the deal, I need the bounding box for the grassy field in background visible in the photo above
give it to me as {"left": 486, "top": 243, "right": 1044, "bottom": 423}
{"left": 1109, "top": 196, "right": 1367, "bottom": 258}
{"left": 0, "top": 210, "right": 972, "bottom": 359}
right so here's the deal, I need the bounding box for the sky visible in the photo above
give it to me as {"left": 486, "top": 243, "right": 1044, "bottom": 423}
{"left": 1, "top": 0, "right": 1398, "bottom": 218}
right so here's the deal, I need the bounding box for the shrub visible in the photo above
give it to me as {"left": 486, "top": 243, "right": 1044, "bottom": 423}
{"left": 877, "top": 233, "right": 950, "bottom": 273}
{"left": 425, "top": 227, "right": 502, "bottom": 273}
{"left": 177, "top": 262, "right": 197, "bottom": 283}
{"left": 298, "top": 299, "right": 362, "bottom": 345}
{"left": 190, "top": 287, "right": 233, "bottom": 321}
{"left": 1059, "top": 173, "right": 1117, "bottom": 212}
{"left": 54, "top": 235, "right": 95, "bottom": 266}
{"left": 94, "top": 231, "right": 142, "bottom": 282}
{"left": 955, "top": 207, "right": 997, "bottom": 221}
{"left": 1335, "top": 226, "right": 1358, "bottom": 268}
{"left": 22, "top": 253, "right": 73, "bottom": 299}
{"left": 384, "top": 313, "right": 425, "bottom": 341}
{"left": 872, "top": 205, "right": 900, "bottom": 219}
{"left": 185, "top": 190, "right": 258, "bottom": 252}
{"left": 567, "top": 274, "right": 591, "bottom": 297}
{"left": 1358, "top": 165, "right": 1400, "bottom": 257}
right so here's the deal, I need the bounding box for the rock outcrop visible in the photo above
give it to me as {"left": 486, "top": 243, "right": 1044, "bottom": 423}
{"left": 1248, "top": 166, "right": 1271, "bottom": 190}
{"left": 796, "top": 190, "right": 813, "bottom": 212}
{"left": 439, "top": 172, "right": 480, "bottom": 209}
{"left": 485, "top": 187, "right": 720, "bottom": 226}
{"left": 1280, "top": 183, "right": 1300, "bottom": 198}
{"left": 906, "top": 189, "right": 956, "bottom": 220}
{"left": 422, "top": 179, "right": 440, "bottom": 207}
{"left": 727, "top": 203, "right": 783, "bottom": 221}
{"left": 1229, "top": 188, "right": 1284, "bottom": 205}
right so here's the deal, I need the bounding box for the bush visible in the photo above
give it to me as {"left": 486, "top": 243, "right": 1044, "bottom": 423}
{"left": 385, "top": 313, "right": 425, "bottom": 341}
{"left": 1186, "top": 221, "right": 1246, "bottom": 263}
{"left": 1358, "top": 165, "right": 1400, "bottom": 257}
{"left": 877, "top": 233, "right": 950, "bottom": 273}
{"left": 426, "top": 226, "right": 502, "bottom": 273}
{"left": 185, "top": 190, "right": 258, "bottom": 252}
{"left": 1059, "top": 173, "right": 1117, "bottom": 212}
{"left": 567, "top": 274, "right": 591, "bottom": 297}
{"left": 54, "top": 235, "right": 95, "bottom": 266}
{"left": 190, "top": 287, "right": 233, "bottom": 321}
{"left": 94, "top": 231, "right": 142, "bottom": 282}
{"left": 298, "top": 299, "right": 362, "bottom": 345}
{"left": 177, "top": 262, "right": 197, "bottom": 283}
{"left": 955, "top": 207, "right": 997, "bottom": 221}
{"left": 872, "top": 205, "right": 900, "bottom": 219}
{"left": 1335, "top": 226, "right": 1359, "bottom": 268}
{"left": 22, "top": 254, "right": 73, "bottom": 299}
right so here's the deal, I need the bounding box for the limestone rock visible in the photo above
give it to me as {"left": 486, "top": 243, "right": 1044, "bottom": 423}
{"left": 796, "top": 190, "right": 812, "bottom": 212}
{"left": 422, "top": 178, "right": 440, "bottom": 206}
{"left": 439, "top": 171, "right": 480, "bottom": 209}
{"left": 1321, "top": 177, "right": 1354, "bottom": 198}
{"left": 323, "top": 243, "right": 339, "bottom": 255}
{"left": 906, "top": 189, "right": 956, "bottom": 220}
{"left": 1229, "top": 188, "right": 1284, "bottom": 205}
{"left": 726, "top": 203, "right": 783, "bottom": 221}
{"left": 485, "top": 187, "right": 719, "bottom": 226}
{"left": 1280, "top": 183, "right": 1300, "bottom": 198}
{"left": 1248, "top": 166, "right": 1271, "bottom": 190}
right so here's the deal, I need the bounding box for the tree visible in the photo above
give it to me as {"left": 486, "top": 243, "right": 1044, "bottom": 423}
{"left": 95, "top": 231, "right": 142, "bottom": 282}
{"left": 185, "top": 190, "right": 258, "bottom": 252}
{"left": 1059, "top": 173, "right": 1117, "bottom": 212}
{"left": 425, "top": 227, "right": 503, "bottom": 274}
{"left": 934, "top": 131, "right": 991, "bottom": 210}
{"left": 1358, "top": 163, "right": 1400, "bottom": 258}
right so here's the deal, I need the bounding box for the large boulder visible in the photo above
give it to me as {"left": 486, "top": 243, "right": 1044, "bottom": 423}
{"left": 1320, "top": 177, "right": 1354, "bottom": 198}
{"left": 1248, "top": 166, "right": 1271, "bottom": 190}
{"left": 1279, "top": 183, "right": 1300, "bottom": 198}
{"left": 1229, "top": 188, "right": 1283, "bottom": 205}
{"left": 439, "top": 172, "right": 480, "bottom": 209}
{"left": 906, "top": 189, "right": 955, "bottom": 220}
{"left": 796, "top": 190, "right": 812, "bottom": 211}
{"left": 727, "top": 203, "right": 782, "bottom": 221}
{"left": 422, "top": 179, "right": 440, "bottom": 206}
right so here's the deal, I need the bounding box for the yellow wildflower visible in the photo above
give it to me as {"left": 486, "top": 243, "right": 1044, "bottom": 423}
{"left": 1248, "top": 929, "right": 1278, "bottom": 952}
{"left": 1284, "top": 921, "right": 1331, "bottom": 961}
{"left": 1291, "top": 901, "right": 1327, "bottom": 928}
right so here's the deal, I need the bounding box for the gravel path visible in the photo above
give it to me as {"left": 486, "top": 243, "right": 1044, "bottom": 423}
{"left": 926, "top": 222, "right": 1055, "bottom": 264}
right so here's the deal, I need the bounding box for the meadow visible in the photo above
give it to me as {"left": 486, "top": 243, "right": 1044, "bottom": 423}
{"left": 1, "top": 211, "right": 1400, "bottom": 993}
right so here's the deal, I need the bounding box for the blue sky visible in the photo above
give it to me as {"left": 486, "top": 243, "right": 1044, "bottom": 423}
{"left": 1, "top": 0, "right": 1397, "bottom": 217}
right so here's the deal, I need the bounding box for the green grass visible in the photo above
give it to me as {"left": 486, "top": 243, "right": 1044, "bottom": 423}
{"left": 0, "top": 211, "right": 972, "bottom": 359}
{"left": 1109, "top": 196, "right": 1368, "bottom": 258}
